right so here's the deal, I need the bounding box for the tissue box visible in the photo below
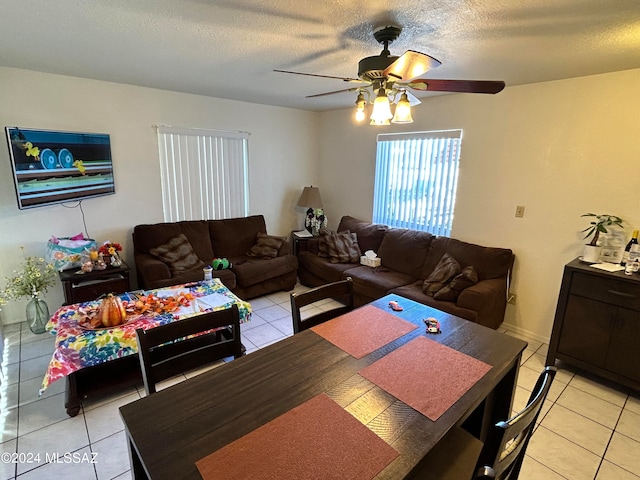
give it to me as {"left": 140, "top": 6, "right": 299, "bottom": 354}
{"left": 360, "top": 256, "right": 381, "bottom": 267}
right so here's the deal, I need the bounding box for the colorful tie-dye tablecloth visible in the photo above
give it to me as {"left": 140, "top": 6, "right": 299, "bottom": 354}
{"left": 40, "top": 280, "right": 251, "bottom": 393}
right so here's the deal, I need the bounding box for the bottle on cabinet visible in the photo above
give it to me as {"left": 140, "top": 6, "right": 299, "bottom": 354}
{"left": 621, "top": 230, "right": 639, "bottom": 266}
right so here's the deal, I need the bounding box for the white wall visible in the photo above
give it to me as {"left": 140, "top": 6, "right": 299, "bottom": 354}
{"left": 0, "top": 67, "right": 319, "bottom": 324}
{"left": 318, "top": 68, "right": 640, "bottom": 341}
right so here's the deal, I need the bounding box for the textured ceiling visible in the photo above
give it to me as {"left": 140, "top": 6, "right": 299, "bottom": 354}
{"left": 0, "top": 0, "right": 639, "bottom": 111}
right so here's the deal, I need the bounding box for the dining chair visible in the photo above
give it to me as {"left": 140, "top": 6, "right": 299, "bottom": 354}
{"left": 474, "top": 366, "right": 557, "bottom": 479}
{"left": 135, "top": 304, "right": 243, "bottom": 395}
{"left": 290, "top": 277, "right": 354, "bottom": 333}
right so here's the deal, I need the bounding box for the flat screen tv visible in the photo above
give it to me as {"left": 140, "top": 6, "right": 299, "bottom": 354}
{"left": 5, "top": 127, "right": 115, "bottom": 209}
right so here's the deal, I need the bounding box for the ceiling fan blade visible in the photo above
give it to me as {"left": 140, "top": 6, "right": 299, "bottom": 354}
{"left": 306, "top": 87, "right": 360, "bottom": 98}
{"left": 383, "top": 50, "right": 442, "bottom": 81}
{"left": 274, "top": 69, "right": 363, "bottom": 83}
{"left": 408, "top": 79, "right": 505, "bottom": 94}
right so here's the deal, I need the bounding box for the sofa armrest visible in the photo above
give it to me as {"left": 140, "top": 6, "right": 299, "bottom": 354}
{"left": 277, "top": 238, "right": 293, "bottom": 256}
{"left": 457, "top": 277, "right": 508, "bottom": 329}
{"left": 135, "top": 253, "right": 172, "bottom": 290}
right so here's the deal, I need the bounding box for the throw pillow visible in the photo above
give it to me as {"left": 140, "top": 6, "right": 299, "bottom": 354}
{"left": 434, "top": 265, "right": 479, "bottom": 302}
{"left": 422, "top": 253, "right": 461, "bottom": 296}
{"left": 149, "top": 233, "right": 205, "bottom": 275}
{"left": 246, "top": 232, "right": 285, "bottom": 259}
{"left": 317, "top": 229, "right": 335, "bottom": 258}
{"left": 325, "top": 232, "right": 361, "bottom": 263}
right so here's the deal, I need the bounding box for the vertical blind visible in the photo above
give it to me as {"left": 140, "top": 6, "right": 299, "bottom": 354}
{"left": 156, "top": 126, "right": 249, "bottom": 222}
{"left": 372, "top": 130, "right": 462, "bottom": 237}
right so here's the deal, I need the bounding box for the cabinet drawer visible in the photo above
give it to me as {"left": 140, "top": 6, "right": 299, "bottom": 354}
{"left": 571, "top": 272, "right": 640, "bottom": 311}
{"left": 71, "top": 276, "right": 130, "bottom": 303}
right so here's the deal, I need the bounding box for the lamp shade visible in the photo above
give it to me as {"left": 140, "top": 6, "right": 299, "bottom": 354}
{"left": 297, "top": 186, "right": 323, "bottom": 208}
{"left": 391, "top": 91, "right": 413, "bottom": 124}
{"left": 370, "top": 88, "right": 393, "bottom": 124}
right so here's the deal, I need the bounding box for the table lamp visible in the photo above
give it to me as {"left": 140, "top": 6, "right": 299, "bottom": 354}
{"left": 297, "top": 186, "right": 327, "bottom": 235}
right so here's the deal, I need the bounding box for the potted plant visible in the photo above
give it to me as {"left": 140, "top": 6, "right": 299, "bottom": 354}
{"left": 580, "top": 213, "right": 624, "bottom": 262}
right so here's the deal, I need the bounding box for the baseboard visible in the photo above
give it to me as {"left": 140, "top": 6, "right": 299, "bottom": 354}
{"left": 500, "top": 321, "right": 550, "bottom": 345}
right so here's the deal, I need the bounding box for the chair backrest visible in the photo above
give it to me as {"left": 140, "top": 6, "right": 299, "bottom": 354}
{"left": 290, "top": 277, "right": 354, "bottom": 334}
{"left": 135, "top": 304, "right": 243, "bottom": 395}
{"left": 475, "top": 366, "right": 557, "bottom": 480}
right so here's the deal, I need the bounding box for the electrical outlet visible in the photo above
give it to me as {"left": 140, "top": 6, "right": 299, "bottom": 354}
{"left": 507, "top": 293, "right": 517, "bottom": 305}
{"left": 515, "top": 206, "right": 525, "bottom": 218}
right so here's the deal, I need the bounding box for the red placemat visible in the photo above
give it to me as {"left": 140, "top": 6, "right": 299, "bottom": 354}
{"left": 311, "top": 305, "right": 418, "bottom": 359}
{"left": 196, "top": 393, "right": 399, "bottom": 480}
{"left": 359, "top": 336, "right": 492, "bottom": 421}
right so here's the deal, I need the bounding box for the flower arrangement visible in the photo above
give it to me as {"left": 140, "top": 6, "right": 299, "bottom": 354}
{"left": 3, "top": 248, "right": 56, "bottom": 300}
{"left": 305, "top": 208, "right": 328, "bottom": 234}
{"left": 98, "top": 242, "right": 122, "bottom": 257}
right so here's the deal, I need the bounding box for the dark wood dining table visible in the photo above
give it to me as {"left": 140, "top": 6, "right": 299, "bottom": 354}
{"left": 119, "top": 293, "right": 527, "bottom": 480}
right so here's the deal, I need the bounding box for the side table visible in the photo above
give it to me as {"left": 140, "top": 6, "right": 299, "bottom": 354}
{"left": 291, "top": 231, "right": 315, "bottom": 255}
{"left": 58, "top": 261, "right": 131, "bottom": 305}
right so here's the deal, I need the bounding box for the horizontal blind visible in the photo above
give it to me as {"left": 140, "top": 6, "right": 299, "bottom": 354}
{"left": 157, "top": 126, "right": 249, "bottom": 222}
{"left": 373, "top": 130, "right": 462, "bottom": 237}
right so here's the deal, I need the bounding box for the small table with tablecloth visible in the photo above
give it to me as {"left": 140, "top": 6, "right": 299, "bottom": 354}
{"left": 41, "top": 279, "right": 251, "bottom": 416}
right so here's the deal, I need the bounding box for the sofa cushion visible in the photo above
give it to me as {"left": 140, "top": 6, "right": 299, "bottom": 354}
{"left": 344, "top": 265, "right": 416, "bottom": 300}
{"left": 298, "top": 252, "right": 357, "bottom": 283}
{"left": 322, "top": 232, "right": 361, "bottom": 263}
{"left": 134, "top": 221, "right": 214, "bottom": 261}
{"left": 231, "top": 255, "right": 298, "bottom": 288}
{"left": 209, "top": 215, "right": 267, "bottom": 258}
{"left": 378, "top": 228, "right": 434, "bottom": 277}
{"left": 246, "top": 232, "right": 285, "bottom": 259}
{"left": 422, "top": 237, "right": 513, "bottom": 280}
{"left": 149, "top": 233, "right": 205, "bottom": 275}
{"left": 337, "top": 216, "right": 388, "bottom": 253}
{"left": 434, "top": 265, "right": 479, "bottom": 302}
{"left": 390, "top": 281, "right": 478, "bottom": 322}
{"left": 423, "top": 253, "right": 461, "bottom": 296}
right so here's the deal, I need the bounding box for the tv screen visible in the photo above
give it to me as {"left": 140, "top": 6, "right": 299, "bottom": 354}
{"left": 5, "top": 127, "right": 115, "bottom": 209}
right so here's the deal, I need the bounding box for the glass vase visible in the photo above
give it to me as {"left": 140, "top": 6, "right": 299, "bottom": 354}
{"left": 26, "top": 296, "right": 49, "bottom": 334}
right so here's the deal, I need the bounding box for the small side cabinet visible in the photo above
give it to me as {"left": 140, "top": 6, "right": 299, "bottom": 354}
{"left": 547, "top": 258, "right": 640, "bottom": 391}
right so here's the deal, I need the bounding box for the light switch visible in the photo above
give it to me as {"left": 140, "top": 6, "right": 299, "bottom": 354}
{"left": 515, "top": 205, "right": 525, "bottom": 218}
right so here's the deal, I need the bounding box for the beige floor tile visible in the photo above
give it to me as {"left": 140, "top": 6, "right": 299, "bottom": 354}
{"left": 605, "top": 432, "right": 640, "bottom": 476}
{"left": 596, "top": 460, "right": 640, "bottom": 480}
{"left": 626, "top": 394, "right": 640, "bottom": 415}
{"left": 505, "top": 330, "right": 543, "bottom": 352}
{"left": 527, "top": 425, "right": 601, "bottom": 480}
{"left": 17, "top": 446, "right": 97, "bottom": 480}
{"left": 536, "top": 343, "right": 549, "bottom": 357}
{"left": 616, "top": 409, "right": 640, "bottom": 443}
{"left": 541, "top": 403, "right": 613, "bottom": 456}
{"left": 523, "top": 353, "right": 573, "bottom": 384}
{"left": 557, "top": 385, "right": 623, "bottom": 429}
{"left": 570, "top": 374, "right": 628, "bottom": 407}
{"left": 520, "top": 455, "right": 569, "bottom": 480}
{"left": 516, "top": 364, "right": 544, "bottom": 391}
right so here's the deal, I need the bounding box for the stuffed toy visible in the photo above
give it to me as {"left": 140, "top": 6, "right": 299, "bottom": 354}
{"left": 212, "top": 258, "right": 232, "bottom": 270}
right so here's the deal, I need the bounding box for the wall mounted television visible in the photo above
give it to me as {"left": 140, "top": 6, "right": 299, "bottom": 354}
{"left": 5, "top": 127, "right": 115, "bottom": 209}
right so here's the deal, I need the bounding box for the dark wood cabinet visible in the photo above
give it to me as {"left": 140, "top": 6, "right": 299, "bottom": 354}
{"left": 58, "top": 261, "right": 131, "bottom": 305}
{"left": 547, "top": 258, "right": 640, "bottom": 391}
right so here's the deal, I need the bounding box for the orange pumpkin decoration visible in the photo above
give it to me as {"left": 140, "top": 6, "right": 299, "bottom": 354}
{"left": 98, "top": 294, "right": 127, "bottom": 327}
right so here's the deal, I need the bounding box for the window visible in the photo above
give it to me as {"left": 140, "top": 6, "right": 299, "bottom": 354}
{"left": 156, "top": 126, "right": 249, "bottom": 222}
{"left": 372, "top": 130, "right": 462, "bottom": 237}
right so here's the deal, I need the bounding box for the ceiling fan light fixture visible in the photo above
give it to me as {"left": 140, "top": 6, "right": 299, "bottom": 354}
{"left": 354, "top": 92, "right": 366, "bottom": 122}
{"left": 391, "top": 91, "right": 413, "bottom": 124}
{"left": 370, "top": 88, "right": 393, "bottom": 125}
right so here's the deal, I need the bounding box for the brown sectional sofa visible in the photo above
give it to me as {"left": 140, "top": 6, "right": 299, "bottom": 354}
{"left": 297, "top": 215, "right": 514, "bottom": 329}
{"left": 133, "top": 215, "right": 298, "bottom": 300}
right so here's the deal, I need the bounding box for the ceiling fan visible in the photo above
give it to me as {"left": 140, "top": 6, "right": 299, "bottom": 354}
{"left": 274, "top": 25, "right": 505, "bottom": 125}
